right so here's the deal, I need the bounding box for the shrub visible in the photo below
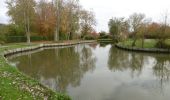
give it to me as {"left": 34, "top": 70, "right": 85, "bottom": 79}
{"left": 0, "top": 24, "right": 8, "bottom": 43}
{"left": 31, "top": 36, "right": 45, "bottom": 41}
{"left": 0, "top": 34, "right": 6, "bottom": 44}
{"left": 99, "top": 35, "right": 109, "bottom": 39}
{"left": 6, "top": 24, "right": 25, "bottom": 36}
{"left": 155, "top": 40, "right": 170, "bottom": 49}
{"left": 4, "top": 24, "right": 26, "bottom": 43}
{"left": 83, "top": 35, "right": 95, "bottom": 40}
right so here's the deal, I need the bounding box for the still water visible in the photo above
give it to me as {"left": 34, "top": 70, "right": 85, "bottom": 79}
{"left": 8, "top": 43, "right": 170, "bottom": 100}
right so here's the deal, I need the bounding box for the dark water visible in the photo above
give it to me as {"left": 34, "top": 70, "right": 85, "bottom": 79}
{"left": 8, "top": 43, "right": 170, "bottom": 100}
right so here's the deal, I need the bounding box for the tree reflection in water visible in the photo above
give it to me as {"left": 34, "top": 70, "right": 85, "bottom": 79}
{"left": 8, "top": 44, "right": 170, "bottom": 99}
{"left": 108, "top": 45, "right": 144, "bottom": 77}
{"left": 152, "top": 55, "right": 170, "bottom": 91}
{"left": 108, "top": 45, "right": 170, "bottom": 92}
{"left": 10, "top": 45, "right": 96, "bottom": 92}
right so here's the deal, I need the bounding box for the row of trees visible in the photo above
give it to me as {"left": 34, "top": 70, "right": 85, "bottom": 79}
{"left": 5, "top": 0, "right": 96, "bottom": 43}
{"left": 108, "top": 13, "right": 170, "bottom": 47}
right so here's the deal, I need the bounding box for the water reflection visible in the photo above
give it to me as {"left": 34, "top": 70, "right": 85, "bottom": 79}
{"left": 152, "top": 55, "right": 170, "bottom": 92}
{"left": 8, "top": 44, "right": 170, "bottom": 100}
{"left": 9, "top": 44, "right": 96, "bottom": 92}
{"left": 108, "top": 46, "right": 144, "bottom": 76}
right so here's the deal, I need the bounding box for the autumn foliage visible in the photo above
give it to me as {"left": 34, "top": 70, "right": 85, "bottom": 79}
{"left": 5, "top": 0, "right": 96, "bottom": 42}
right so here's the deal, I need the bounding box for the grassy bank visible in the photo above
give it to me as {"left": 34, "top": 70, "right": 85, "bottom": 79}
{"left": 0, "top": 43, "right": 71, "bottom": 100}
{"left": 118, "top": 39, "right": 170, "bottom": 49}
{"left": 119, "top": 39, "right": 157, "bottom": 48}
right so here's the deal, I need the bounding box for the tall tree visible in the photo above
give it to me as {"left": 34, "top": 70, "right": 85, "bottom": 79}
{"left": 108, "top": 17, "right": 129, "bottom": 41}
{"left": 67, "top": 0, "right": 80, "bottom": 40}
{"left": 80, "top": 10, "right": 96, "bottom": 38}
{"left": 53, "top": 0, "right": 62, "bottom": 41}
{"left": 128, "top": 13, "right": 145, "bottom": 46}
{"left": 36, "top": 0, "right": 56, "bottom": 38}
{"left": 157, "top": 12, "right": 170, "bottom": 48}
{"left": 6, "top": 0, "right": 36, "bottom": 43}
{"left": 147, "top": 22, "right": 161, "bottom": 38}
{"left": 60, "top": 0, "right": 81, "bottom": 40}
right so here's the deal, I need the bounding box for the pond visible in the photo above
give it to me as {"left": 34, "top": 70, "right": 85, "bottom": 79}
{"left": 8, "top": 43, "right": 170, "bottom": 100}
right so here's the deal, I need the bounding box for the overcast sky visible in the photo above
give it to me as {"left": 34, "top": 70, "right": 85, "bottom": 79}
{"left": 1, "top": 0, "right": 170, "bottom": 32}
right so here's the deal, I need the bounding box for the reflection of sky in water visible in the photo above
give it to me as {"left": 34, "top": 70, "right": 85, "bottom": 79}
{"left": 8, "top": 44, "right": 170, "bottom": 100}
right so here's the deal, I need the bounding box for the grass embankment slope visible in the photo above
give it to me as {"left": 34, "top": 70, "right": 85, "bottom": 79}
{"left": 119, "top": 39, "right": 170, "bottom": 48}
{"left": 0, "top": 43, "right": 70, "bottom": 100}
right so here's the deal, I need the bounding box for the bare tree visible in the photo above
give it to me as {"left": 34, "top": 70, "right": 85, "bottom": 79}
{"left": 157, "top": 11, "right": 169, "bottom": 48}
{"left": 128, "top": 13, "right": 145, "bottom": 46}
{"left": 65, "top": 0, "right": 80, "bottom": 40}
{"left": 54, "top": 0, "right": 62, "bottom": 42}
{"left": 108, "top": 17, "right": 129, "bottom": 41}
{"left": 80, "top": 10, "right": 96, "bottom": 38}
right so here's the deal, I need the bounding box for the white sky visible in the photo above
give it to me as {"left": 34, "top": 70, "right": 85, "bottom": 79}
{"left": 1, "top": 0, "right": 170, "bottom": 32}
{"left": 0, "top": 0, "right": 9, "bottom": 24}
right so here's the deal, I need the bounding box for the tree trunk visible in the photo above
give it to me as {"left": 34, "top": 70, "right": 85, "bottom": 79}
{"left": 67, "top": 32, "right": 70, "bottom": 40}
{"left": 132, "top": 38, "right": 137, "bottom": 47}
{"left": 24, "top": 12, "right": 28, "bottom": 42}
{"left": 132, "top": 33, "right": 137, "bottom": 47}
{"left": 27, "top": 16, "right": 31, "bottom": 43}
{"left": 54, "top": 28, "right": 59, "bottom": 41}
{"left": 142, "top": 38, "right": 144, "bottom": 48}
{"left": 25, "top": 1, "right": 31, "bottom": 44}
{"left": 70, "top": 32, "right": 72, "bottom": 40}
{"left": 142, "top": 32, "right": 145, "bottom": 48}
{"left": 54, "top": 0, "right": 60, "bottom": 42}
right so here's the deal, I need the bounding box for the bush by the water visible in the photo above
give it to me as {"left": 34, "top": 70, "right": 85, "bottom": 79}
{"left": 0, "top": 24, "right": 54, "bottom": 43}
{"left": 155, "top": 40, "right": 170, "bottom": 49}
{"left": 83, "top": 35, "right": 95, "bottom": 40}
{"left": 98, "top": 35, "right": 111, "bottom": 39}
{"left": 98, "top": 32, "right": 112, "bottom": 39}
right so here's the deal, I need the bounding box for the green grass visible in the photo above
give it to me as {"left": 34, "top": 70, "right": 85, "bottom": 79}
{"left": 119, "top": 39, "right": 170, "bottom": 48}
{"left": 0, "top": 43, "right": 71, "bottom": 100}
{"left": 0, "top": 68, "right": 34, "bottom": 100}
{"left": 164, "top": 39, "right": 170, "bottom": 46}
{"left": 119, "top": 39, "right": 157, "bottom": 48}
